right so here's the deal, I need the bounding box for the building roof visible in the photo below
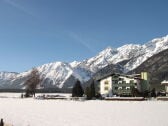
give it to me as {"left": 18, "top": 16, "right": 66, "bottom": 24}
{"left": 96, "top": 72, "right": 140, "bottom": 81}
{"left": 95, "top": 73, "right": 118, "bottom": 81}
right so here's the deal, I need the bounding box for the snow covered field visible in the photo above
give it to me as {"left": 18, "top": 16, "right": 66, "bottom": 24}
{"left": 0, "top": 93, "right": 168, "bottom": 126}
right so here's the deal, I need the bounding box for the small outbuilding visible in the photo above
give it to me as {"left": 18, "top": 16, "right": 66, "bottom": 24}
{"left": 161, "top": 80, "right": 168, "bottom": 96}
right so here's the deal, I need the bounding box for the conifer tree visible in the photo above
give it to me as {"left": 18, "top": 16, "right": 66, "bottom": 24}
{"left": 90, "top": 80, "right": 96, "bottom": 98}
{"left": 72, "top": 80, "right": 84, "bottom": 97}
{"left": 85, "top": 86, "right": 92, "bottom": 100}
{"left": 85, "top": 80, "right": 96, "bottom": 100}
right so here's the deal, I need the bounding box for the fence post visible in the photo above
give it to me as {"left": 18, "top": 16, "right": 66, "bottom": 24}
{"left": 0, "top": 118, "right": 4, "bottom": 126}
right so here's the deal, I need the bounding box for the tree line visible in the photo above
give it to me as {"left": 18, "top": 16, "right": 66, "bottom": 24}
{"left": 72, "top": 79, "right": 97, "bottom": 100}
{"left": 23, "top": 68, "right": 97, "bottom": 99}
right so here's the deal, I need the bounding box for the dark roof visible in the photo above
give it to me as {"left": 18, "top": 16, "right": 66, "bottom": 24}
{"left": 95, "top": 73, "right": 118, "bottom": 81}
{"left": 96, "top": 73, "right": 142, "bottom": 81}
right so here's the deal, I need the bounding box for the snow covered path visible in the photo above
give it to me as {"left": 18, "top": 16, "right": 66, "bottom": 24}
{"left": 0, "top": 96, "right": 168, "bottom": 126}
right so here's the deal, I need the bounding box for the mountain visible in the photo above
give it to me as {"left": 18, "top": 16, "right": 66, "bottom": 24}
{"left": 0, "top": 62, "right": 92, "bottom": 90}
{"left": 72, "top": 35, "right": 168, "bottom": 73}
{"left": 0, "top": 72, "right": 19, "bottom": 88}
{"left": 0, "top": 72, "right": 18, "bottom": 80}
{"left": 0, "top": 35, "right": 168, "bottom": 91}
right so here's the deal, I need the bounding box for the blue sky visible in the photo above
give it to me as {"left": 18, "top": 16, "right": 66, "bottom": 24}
{"left": 0, "top": 0, "right": 168, "bottom": 72}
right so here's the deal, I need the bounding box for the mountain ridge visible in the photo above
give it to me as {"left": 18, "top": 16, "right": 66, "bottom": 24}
{"left": 0, "top": 35, "right": 168, "bottom": 90}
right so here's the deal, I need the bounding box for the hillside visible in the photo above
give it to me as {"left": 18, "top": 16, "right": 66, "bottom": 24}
{"left": 129, "top": 48, "right": 168, "bottom": 90}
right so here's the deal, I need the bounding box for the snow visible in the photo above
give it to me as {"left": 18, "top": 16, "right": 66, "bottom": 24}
{"left": 161, "top": 80, "right": 168, "bottom": 84}
{"left": 70, "top": 61, "right": 81, "bottom": 68}
{"left": 0, "top": 72, "right": 18, "bottom": 80}
{"left": 73, "top": 35, "right": 168, "bottom": 74}
{"left": 0, "top": 93, "right": 168, "bottom": 126}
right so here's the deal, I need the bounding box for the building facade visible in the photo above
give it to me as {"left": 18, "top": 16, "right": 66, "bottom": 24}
{"left": 98, "top": 72, "right": 149, "bottom": 97}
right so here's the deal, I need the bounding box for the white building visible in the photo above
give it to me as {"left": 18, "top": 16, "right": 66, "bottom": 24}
{"left": 161, "top": 80, "right": 168, "bottom": 96}
{"left": 100, "top": 76, "right": 113, "bottom": 97}
{"left": 98, "top": 72, "right": 149, "bottom": 97}
{"left": 98, "top": 74, "right": 141, "bottom": 97}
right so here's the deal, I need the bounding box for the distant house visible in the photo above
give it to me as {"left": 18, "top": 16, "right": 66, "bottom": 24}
{"left": 161, "top": 80, "right": 168, "bottom": 96}
{"left": 97, "top": 72, "right": 150, "bottom": 97}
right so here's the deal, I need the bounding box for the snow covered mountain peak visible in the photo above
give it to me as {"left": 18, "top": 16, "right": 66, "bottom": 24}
{"left": 150, "top": 34, "right": 168, "bottom": 43}
{"left": 117, "top": 44, "right": 141, "bottom": 51}
{"left": 37, "top": 61, "right": 71, "bottom": 73}
{"left": 71, "top": 35, "right": 168, "bottom": 73}
{"left": 70, "top": 61, "right": 81, "bottom": 68}
{"left": 114, "top": 44, "right": 142, "bottom": 62}
{"left": 98, "top": 46, "right": 117, "bottom": 56}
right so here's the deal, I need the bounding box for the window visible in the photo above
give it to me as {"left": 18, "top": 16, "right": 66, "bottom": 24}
{"left": 122, "top": 81, "right": 126, "bottom": 84}
{"left": 104, "top": 87, "right": 109, "bottom": 90}
{"left": 113, "top": 80, "right": 118, "bottom": 84}
{"left": 114, "top": 87, "right": 118, "bottom": 90}
{"left": 104, "top": 80, "right": 109, "bottom": 85}
{"left": 130, "top": 80, "right": 134, "bottom": 84}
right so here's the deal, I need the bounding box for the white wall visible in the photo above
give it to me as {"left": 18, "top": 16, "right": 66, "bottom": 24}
{"left": 166, "top": 86, "right": 168, "bottom": 96}
{"left": 99, "top": 75, "right": 140, "bottom": 97}
{"left": 100, "top": 76, "right": 112, "bottom": 96}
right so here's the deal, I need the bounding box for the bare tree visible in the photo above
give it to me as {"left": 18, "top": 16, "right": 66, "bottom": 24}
{"left": 25, "top": 68, "right": 41, "bottom": 97}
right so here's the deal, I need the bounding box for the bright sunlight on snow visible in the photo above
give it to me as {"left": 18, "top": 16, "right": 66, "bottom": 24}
{"left": 0, "top": 93, "right": 168, "bottom": 126}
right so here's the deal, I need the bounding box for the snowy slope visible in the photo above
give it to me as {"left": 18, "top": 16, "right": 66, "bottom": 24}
{"left": 71, "top": 45, "right": 142, "bottom": 73}
{"left": 0, "top": 72, "right": 18, "bottom": 80}
{"left": 35, "top": 62, "right": 92, "bottom": 88}
{"left": 0, "top": 72, "right": 19, "bottom": 88}
{"left": 0, "top": 35, "right": 168, "bottom": 89}
{"left": 73, "top": 35, "right": 168, "bottom": 73}
{"left": 0, "top": 62, "right": 92, "bottom": 89}
{"left": 37, "top": 62, "right": 73, "bottom": 88}
{"left": 5, "top": 62, "right": 76, "bottom": 89}
{"left": 125, "top": 35, "right": 168, "bottom": 71}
